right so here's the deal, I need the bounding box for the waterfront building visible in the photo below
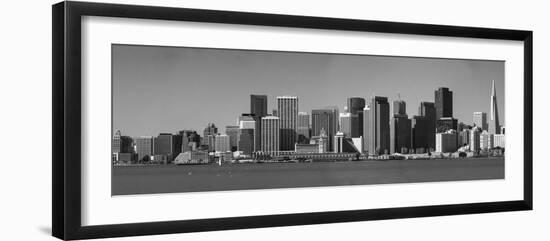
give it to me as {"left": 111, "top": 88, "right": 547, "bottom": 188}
{"left": 480, "top": 131, "right": 494, "bottom": 150}
{"left": 473, "top": 112, "right": 488, "bottom": 131}
{"left": 347, "top": 97, "right": 366, "bottom": 137}
{"left": 436, "top": 130, "right": 458, "bottom": 153}
{"left": 334, "top": 131, "right": 360, "bottom": 153}
{"left": 435, "top": 87, "right": 453, "bottom": 119}
{"left": 364, "top": 96, "right": 390, "bottom": 155}
{"left": 178, "top": 130, "right": 201, "bottom": 152}
{"left": 339, "top": 111, "right": 352, "bottom": 137}
{"left": 134, "top": 136, "right": 154, "bottom": 162}
{"left": 310, "top": 128, "right": 328, "bottom": 153}
{"left": 312, "top": 107, "right": 339, "bottom": 152}
{"left": 116, "top": 153, "right": 134, "bottom": 164}
{"left": 277, "top": 96, "right": 298, "bottom": 151}
{"left": 215, "top": 134, "right": 230, "bottom": 152}
{"left": 297, "top": 112, "right": 311, "bottom": 144}
{"left": 470, "top": 127, "right": 482, "bottom": 151}
{"left": 436, "top": 117, "right": 458, "bottom": 133}
{"left": 418, "top": 101, "right": 436, "bottom": 149}
{"left": 261, "top": 116, "right": 280, "bottom": 156}
{"left": 295, "top": 143, "right": 320, "bottom": 154}
{"left": 225, "top": 125, "right": 240, "bottom": 151}
{"left": 494, "top": 134, "right": 506, "bottom": 148}
{"left": 489, "top": 80, "right": 501, "bottom": 134}
{"left": 174, "top": 150, "right": 210, "bottom": 164}
{"left": 352, "top": 137, "right": 364, "bottom": 153}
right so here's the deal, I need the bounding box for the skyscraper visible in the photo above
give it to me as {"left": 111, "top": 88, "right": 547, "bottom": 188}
{"left": 261, "top": 116, "right": 280, "bottom": 156}
{"left": 312, "top": 108, "right": 339, "bottom": 152}
{"left": 364, "top": 96, "right": 390, "bottom": 155}
{"left": 297, "top": 112, "right": 310, "bottom": 144}
{"left": 393, "top": 99, "right": 406, "bottom": 115}
{"left": 203, "top": 123, "right": 218, "bottom": 149}
{"left": 470, "top": 127, "right": 482, "bottom": 151}
{"left": 489, "top": 80, "right": 501, "bottom": 134}
{"left": 250, "top": 95, "right": 268, "bottom": 117}
{"left": 411, "top": 116, "right": 430, "bottom": 153}
{"left": 390, "top": 99, "right": 411, "bottom": 154}
{"left": 347, "top": 97, "right": 365, "bottom": 137}
{"left": 238, "top": 114, "right": 256, "bottom": 154}
{"left": 225, "top": 125, "right": 240, "bottom": 151}
{"left": 435, "top": 87, "right": 453, "bottom": 119}
{"left": 250, "top": 95, "right": 268, "bottom": 150}
{"left": 418, "top": 102, "right": 436, "bottom": 150}
{"left": 240, "top": 113, "right": 261, "bottom": 151}
{"left": 277, "top": 96, "right": 298, "bottom": 151}
{"left": 473, "top": 112, "right": 488, "bottom": 131}
{"left": 339, "top": 111, "right": 352, "bottom": 137}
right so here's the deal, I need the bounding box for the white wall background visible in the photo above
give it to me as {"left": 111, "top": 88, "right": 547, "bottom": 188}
{"left": 0, "top": 0, "right": 547, "bottom": 240}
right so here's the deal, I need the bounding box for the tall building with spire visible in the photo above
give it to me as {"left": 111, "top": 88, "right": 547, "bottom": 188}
{"left": 489, "top": 80, "right": 501, "bottom": 134}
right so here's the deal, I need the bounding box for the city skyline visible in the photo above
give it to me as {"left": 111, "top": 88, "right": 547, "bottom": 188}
{"left": 113, "top": 44, "right": 505, "bottom": 137}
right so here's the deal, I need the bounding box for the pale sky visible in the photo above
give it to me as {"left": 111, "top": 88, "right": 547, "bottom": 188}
{"left": 112, "top": 44, "right": 505, "bottom": 137}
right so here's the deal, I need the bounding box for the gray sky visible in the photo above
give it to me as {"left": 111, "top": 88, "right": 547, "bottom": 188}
{"left": 112, "top": 44, "right": 504, "bottom": 137}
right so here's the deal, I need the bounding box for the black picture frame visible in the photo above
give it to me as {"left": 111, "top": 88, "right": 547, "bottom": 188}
{"left": 52, "top": 1, "right": 533, "bottom": 240}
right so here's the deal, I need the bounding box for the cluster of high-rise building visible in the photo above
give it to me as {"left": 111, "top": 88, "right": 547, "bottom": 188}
{"left": 112, "top": 80, "right": 505, "bottom": 165}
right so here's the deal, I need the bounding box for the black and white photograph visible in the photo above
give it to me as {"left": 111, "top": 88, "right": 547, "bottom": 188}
{"left": 111, "top": 44, "right": 506, "bottom": 195}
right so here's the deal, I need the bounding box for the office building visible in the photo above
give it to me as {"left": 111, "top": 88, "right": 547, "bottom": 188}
{"left": 239, "top": 114, "right": 260, "bottom": 151}
{"left": 250, "top": 94, "right": 268, "bottom": 117}
{"left": 436, "top": 117, "right": 458, "bottom": 133}
{"left": 312, "top": 107, "right": 339, "bottom": 152}
{"left": 480, "top": 131, "right": 494, "bottom": 150}
{"left": 347, "top": 97, "right": 366, "bottom": 137}
{"left": 112, "top": 130, "right": 133, "bottom": 154}
{"left": 261, "top": 116, "right": 280, "bottom": 156}
{"left": 237, "top": 128, "right": 255, "bottom": 155}
{"left": 154, "top": 133, "right": 179, "bottom": 162}
{"left": 458, "top": 129, "right": 471, "bottom": 147}
{"left": 339, "top": 111, "right": 352, "bottom": 137}
{"left": 489, "top": 80, "right": 501, "bottom": 134}
{"left": 473, "top": 112, "right": 488, "bottom": 131}
{"left": 297, "top": 112, "right": 311, "bottom": 144}
{"left": 470, "top": 127, "right": 482, "bottom": 151}
{"left": 418, "top": 102, "right": 436, "bottom": 150}
{"left": 436, "top": 130, "right": 458, "bottom": 153}
{"left": 435, "top": 87, "right": 453, "bottom": 119}
{"left": 203, "top": 123, "right": 218, "bottom": 149}
{"left": 390, "top": 114, "right": 412, "bottom": 154}
{"left": 352, "top": 137, "right": 364, "bottom": 153}
{"left": 364, "top": 96, "right": 390, "bottom": 155}
{"left": 393, "top": 99, "right": 406, "bottom": 115}
{"left": 411, "top": 116, "right": 430, "bottom": 153}
{"left": 225, "top": 125, "right": 240, "bottom": 151}
{"left": 135, "top": 136, "right": 154, "bottom": 162}
{"left": 215, "top": 134, "right": 230, "bottom": 152}
{"left": 277, "top": 96, "right": 298, "bottom": 151}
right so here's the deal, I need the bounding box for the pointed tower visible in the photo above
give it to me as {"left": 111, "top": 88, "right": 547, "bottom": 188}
{"left": 489, "top": 80, "right": 501, "bottom": 134}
